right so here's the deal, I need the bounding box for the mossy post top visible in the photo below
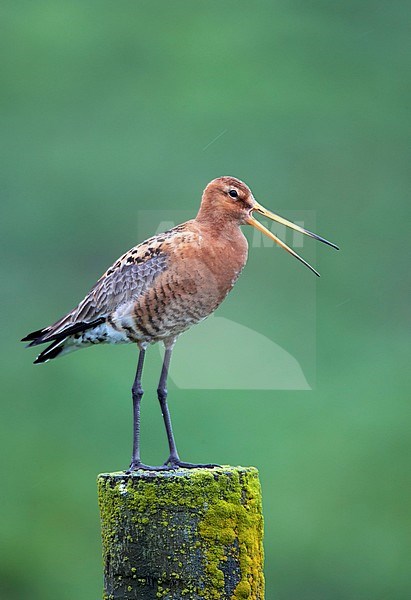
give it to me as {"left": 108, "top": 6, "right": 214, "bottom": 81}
{"left": 98, "top": 464, "right": 258, "bottom": 478}
{"left": 98, "top": 464, "right": 259, "bottom": 486}
{"left": 98, "top": 465, "right": 264, "bottom": 600}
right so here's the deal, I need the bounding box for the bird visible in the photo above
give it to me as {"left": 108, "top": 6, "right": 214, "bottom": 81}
{"left": 22, "top": 176, "right": 338, "bottom": 471}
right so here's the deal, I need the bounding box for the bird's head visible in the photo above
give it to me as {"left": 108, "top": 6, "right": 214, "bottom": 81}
{"left": 198, "top": 176, "right": 339, "bottom": 276}
{"left": 199, "top": 176, "right": 256, "bottom": 223}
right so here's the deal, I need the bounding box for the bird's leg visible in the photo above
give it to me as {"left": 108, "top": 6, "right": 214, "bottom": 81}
{"left": 127, "top": 346, "right": 176, "bottom": 472}
{"left": 157, "top": 345, "right": 181, "bottom": 465}
{"left": 128, "top": 347, "right": 146, "bottom": 471}
{"left": 158, "top": 343, "right": 219, "bottom": 470}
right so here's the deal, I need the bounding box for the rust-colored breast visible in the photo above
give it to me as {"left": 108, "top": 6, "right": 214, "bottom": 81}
{"left": 130, "top": 220, "right": 248, "bottom": 342}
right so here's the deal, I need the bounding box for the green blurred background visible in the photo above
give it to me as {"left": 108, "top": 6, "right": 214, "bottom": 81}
{"left": 1, "top": 1, "right": 410, "bottom": 598}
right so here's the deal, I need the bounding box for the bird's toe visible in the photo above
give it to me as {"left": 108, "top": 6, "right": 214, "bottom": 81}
{"left": 167, "top": 460, "right": 220, "bottom": 470}
{"left": 126, "top": 462, "right": 173, "bottom": 473}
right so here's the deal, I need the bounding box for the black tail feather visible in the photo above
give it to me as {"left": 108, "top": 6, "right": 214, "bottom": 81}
{"left": 22, "top": 317, "right": 105, "bottom": 348}
{"left": 34, "top": 340, "right": 65, "bottom": 364}
{"left": 21, "top": 327, "right": 50, "bottom": 342}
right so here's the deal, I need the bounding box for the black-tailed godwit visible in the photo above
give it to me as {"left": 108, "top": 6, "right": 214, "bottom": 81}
{"left": 22, "top": 176, "right": 338, "bottom": 470}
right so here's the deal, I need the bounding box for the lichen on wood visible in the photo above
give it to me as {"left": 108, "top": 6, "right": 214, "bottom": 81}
{"left": 98, "top": 466, "right": 264, "bottom": 599}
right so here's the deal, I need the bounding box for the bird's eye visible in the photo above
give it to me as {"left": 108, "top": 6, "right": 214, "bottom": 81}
{"left": 228, "top": 189, "right": 238, "bottom": 198}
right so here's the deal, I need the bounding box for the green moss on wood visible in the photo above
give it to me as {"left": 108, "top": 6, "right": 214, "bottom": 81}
{"left": 98, "top": 466, "right": 264, "bottom": 600}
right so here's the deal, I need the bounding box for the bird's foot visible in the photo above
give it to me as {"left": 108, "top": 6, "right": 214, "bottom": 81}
{"left": 126, "top": 461, "right": 173, "bottom": 473}
{"left": 126, "top": 459, "right": 220, "bottom": 473}
{"left": 163, "top": 456, "right": 220, "bottom": 470}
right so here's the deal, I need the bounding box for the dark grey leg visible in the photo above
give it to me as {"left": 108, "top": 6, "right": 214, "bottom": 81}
{"left": 157, "top": 345, "right": 219, "bottom": 470}
{"left": 127, "top": 346, "right": 178, "bottom": 472}
{"left": 128, "top": 347, "right": 146, "bottom": 471}
{"left": 157, "top": 345, "right": 180, "bottom": 463}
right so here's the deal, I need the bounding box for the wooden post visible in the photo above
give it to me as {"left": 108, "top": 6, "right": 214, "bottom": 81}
{"left": 98, "top": 466, "right": 264, "bottom": 599}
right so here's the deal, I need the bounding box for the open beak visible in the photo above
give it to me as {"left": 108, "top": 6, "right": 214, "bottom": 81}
{"left": 245, "top": 201, "right": 339, "bottom": 277}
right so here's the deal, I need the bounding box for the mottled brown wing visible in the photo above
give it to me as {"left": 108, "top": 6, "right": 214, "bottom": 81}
{"left": 22, "top": 222, "right": 194, "bottom": 346}
{"left": 72, "top": 252, "right": 168, "bottom": 323}
{"left": 49, "top": 249, "right": 169, "bottom": 337}
{"left": 29, "top": 247, "right": 171, "bottom": 347}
